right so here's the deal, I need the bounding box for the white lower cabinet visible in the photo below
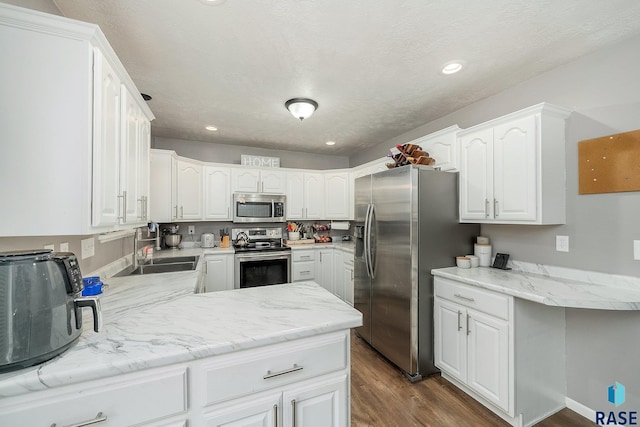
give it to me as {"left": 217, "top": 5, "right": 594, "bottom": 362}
{"left": 196, "top": 331, "right": 350, "bottom": 427}
{"left": 333, "top": 250, "right": 345, "bottom": 300}
{"left": 292, "top": 249, "right": 316, "bottom": 282}
{"left": 343, "top": 258, "right": 354, "bottom": 306}
{"left": 0, "top": 367, "right": 188, "bottom": 426}
{"left": 205, "top": 254, "right": 234, "bottom": 292}
{"left": 315, "top": 248, "right": 335, "bottom": 294}
{"left": 434, "top": 276, "right": 566, "bottom": 427}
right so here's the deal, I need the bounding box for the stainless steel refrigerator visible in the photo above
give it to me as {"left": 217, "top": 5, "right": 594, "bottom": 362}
{"left": 354, "top": 165, "right": 479, "bottom": 381}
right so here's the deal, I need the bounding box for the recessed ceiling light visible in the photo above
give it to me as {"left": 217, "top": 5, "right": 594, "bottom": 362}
{"left": 325, "top": 141, "right": 336, "bottom": 146}
{"left": 441, "top": 60, "right": 465, "bottom": 75}
{"left": 205, "top": 126, "right": 218, "bottom": 131}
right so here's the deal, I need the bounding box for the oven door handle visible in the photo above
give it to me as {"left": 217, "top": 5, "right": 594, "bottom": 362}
{"left": 235, "top": 252, "right": 291, "bottom": 261}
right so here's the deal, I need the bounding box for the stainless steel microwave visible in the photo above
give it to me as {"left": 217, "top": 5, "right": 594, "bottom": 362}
{"left": 233, "top": 193, "right": 286, "bottom": 223}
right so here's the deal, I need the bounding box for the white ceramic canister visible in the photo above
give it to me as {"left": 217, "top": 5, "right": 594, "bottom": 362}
{"left": 474, "top": 243, "right": 492, "bottom": 267}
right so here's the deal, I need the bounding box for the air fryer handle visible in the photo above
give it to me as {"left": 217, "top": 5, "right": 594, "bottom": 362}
{"left": 75, "top": 297, "right": 102, "bottom": 333}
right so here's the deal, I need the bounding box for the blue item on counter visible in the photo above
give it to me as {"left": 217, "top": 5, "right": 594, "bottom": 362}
{"left": 82, "top": 276, "right": 103, "bottom": 296}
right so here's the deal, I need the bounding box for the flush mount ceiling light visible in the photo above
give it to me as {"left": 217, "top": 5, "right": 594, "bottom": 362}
{"left": 285, "top": 98, "right": 318, "bottom": 121}
{"left": 205, "top": 126, "right": 218, "bottom": 131}
{"left": 441, "top": 60, "right": 465, "bottom": 75}
{"left": 325, "top": 141, "right": 336, "bottom": 146}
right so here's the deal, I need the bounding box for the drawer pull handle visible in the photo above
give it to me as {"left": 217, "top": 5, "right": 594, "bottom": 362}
{"left": 292, "top": 399, "right": 297, "bottom": 427}
{"left": 300, "top": 270, "right": 311, "bottom": 274}
{"left": 51, "top": 412, "right": 107, "bottom": 427}
{"left": 300, "top": 256, "right": 311, "bottom": 259}
{"left": 454, "top": 293, "right": 475, "bottom": 302}
{"left": 263, "top": 364, "right": 303, "bottom": 379}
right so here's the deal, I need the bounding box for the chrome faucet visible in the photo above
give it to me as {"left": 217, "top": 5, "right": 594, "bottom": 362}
{"left": 133, "top": 222, "right": 162, "bottom": 268}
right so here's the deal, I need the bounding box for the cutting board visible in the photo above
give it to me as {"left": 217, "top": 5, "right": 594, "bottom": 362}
{"left": 284, "top": 239, "right": 315, "bottom": 245}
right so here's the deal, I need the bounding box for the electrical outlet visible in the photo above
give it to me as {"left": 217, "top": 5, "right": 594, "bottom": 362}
{"left": 556, "top": 235, "right": 569, "bottom": 252}
{"left": 188, "top": 226, "right": 195, "bottom": 235}
{"left": 60, "top": 242, "right": 69, "bottom": 252}
{"left": 634, "top": 240, "right": 640, "bottom": 260}
{"left": 81, "top": 237, "right": 95, "bottom": 259}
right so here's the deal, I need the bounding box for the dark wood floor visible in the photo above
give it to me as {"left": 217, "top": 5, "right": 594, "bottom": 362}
{"left": 350, "top": 332, "right": 595, "bottom": 427}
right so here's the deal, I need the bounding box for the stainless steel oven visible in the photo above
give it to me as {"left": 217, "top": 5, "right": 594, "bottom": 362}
{"left": 232, "top": 228, "right": 291, "bottom": 289}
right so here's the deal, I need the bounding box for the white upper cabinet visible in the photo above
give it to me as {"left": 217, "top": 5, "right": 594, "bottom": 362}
{"left": 176, "top": 159, "right": 203, "bottom": 220}
{"left": 149, "top": 150, "right": 175, "bottom": 222}
{"left": 415, "top": 125, "right": 460, "bottom": 171}
{"left": 0, "top": 4, "right": 154, "bottom": 236}
{"left": 286, "top": 172, "right": 325, "bottom": 220}
{"left": 232, "top": 168, "right": 286, "bottom": 194}
{"left": 324, "top": 172, "right": 350, "bottom": 219}
{"left": 92, "top": 49, "right": 122, "bottom": 227}
{"left": 204, "top": 166, "right": 232, "bottom": 220}
{"left": 459, "top": 103, "right": 570, "bottom": 225}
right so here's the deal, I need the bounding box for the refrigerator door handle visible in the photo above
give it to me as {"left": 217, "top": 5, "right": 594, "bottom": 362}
{"left": 363, "top": 203, "right": 372, "bottom": 278}
{"left": 367, "top": 204, "right": 376, "bottom": 279}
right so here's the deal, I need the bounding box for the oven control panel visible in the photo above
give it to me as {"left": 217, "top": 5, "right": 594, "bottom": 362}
{"left": 232, "top": 227, "right": 283, "bottom": 241}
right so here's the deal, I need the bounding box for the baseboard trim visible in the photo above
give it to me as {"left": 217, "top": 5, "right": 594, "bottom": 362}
{"left": 566, "top": 397, "right": 596, "bottom": 422}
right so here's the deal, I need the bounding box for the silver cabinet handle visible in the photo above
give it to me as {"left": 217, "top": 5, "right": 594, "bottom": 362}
{"left": 300, "top": 270, "right": 311, "bottom": 274}
{"left": 300, "top": 256, "right": 311, "bottom": 260}
{"left": 457, "top": 310, "right": 462, "bottom": 331}
{"left": 263, "top": 364, "right": 303, "bottom": 379}
{"left": 485, "top": 199, "right": 489, "bottom": 218}
{"left": 467, "top": 314, "right": 471, "bottom": 336}
{"left": 51, "top": 411, "right": 107, "bottom": 427}
{"left": 180, "top": 206, "right": 184, "bottom": 218}
{"left": 291, "top": 399, "right": 297, "bottom": 427}
{"left": 494, "top": 199, "right": 499, "bottom": 217}
{"left": 174, "top": 205, "right": 178, "bottom": 220}
{"left": 273, "top": 404, "right": 278, "bottom": 427}
{"left": 351, "top": 270, "right": 354, "bottom": 280}
{"left": 117, "top": 193, "right": 125, "bottom": 221}
{"left": 454, "top": 293, "right": 475, "bottom": 302}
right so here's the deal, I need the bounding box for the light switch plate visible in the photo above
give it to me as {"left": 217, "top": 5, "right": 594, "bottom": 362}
{"left": 81, "top": 237, "right": 95, "bottom": 259}
{"left": 634, "top": 240, "right": 640, "bottom": 260}
{"left": 556, "top": 235, "right": 569, "bottom": 252}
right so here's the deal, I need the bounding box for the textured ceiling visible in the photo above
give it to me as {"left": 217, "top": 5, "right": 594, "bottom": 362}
{"left": 53, "top": 0, "right": 640, "bottom": 156}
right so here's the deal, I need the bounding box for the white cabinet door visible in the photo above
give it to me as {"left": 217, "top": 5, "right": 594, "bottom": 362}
{"left": 232, "top": 169, "right": 261, "bottom": 193}
{"left": 343, "top": 259, "right": 354, "bottom": 306}
{"left": 315, "top": 248, "right": 334, "bottom": 294}
{"left": 260, "top": 170, "right": 286, "bottom": 194}
{"left": 304, "top": 173, "right": 325, "bottom": 219}
{"left": 419, "top": 125, "right": 460, "bottom": 171}
{"left": 333, "top": 250, "right": 345, "bottom": 300}
{"left": 139, "top": 117, "right": 151, "bottom": 222}
{"left": 459, "top": 128, "right": 494, "bottom": 221}
{"left": 324, "top": 173, "right": 350, "bottom": 219}
{"left": 434, "top": 297, "right": 467, "bottom": 383}
{"left": 176, "top": 160, "right": 203, "bottom": 220}
{"left": 286, "top": 172, "right": 305, "bottom": 220}
{"left": 204, "top": 393, "right": 280, "bottom": 427}
{"left": 150, "top": 150, "right": 175, "bottom": 222}
{"left": 466, "top": 308, "right": 510, "bottom": 412}
{"left": 92, "top": 49, "right": 122, "bottom": 227}
{"left": 204, "top": 166, "right": 232, "bottom": 220}
{"left": 282, "top": 375, "right": 348, "bottom": 427}
{"left": 205, "top": 255, "right": 234, "bottom": 292}
{"left": 493, "top": 115, "right": 537, "bottom": 221}
{"left": 120, "top": 87, "right": 142, "bottom": 225}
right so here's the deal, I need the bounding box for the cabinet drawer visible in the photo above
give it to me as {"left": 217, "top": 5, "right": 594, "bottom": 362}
{"left": 292, "top": 250, "right": 315, "bottom": 262}
{"left": 201, "top": 331, "right": 348, "bottom": 406}
{"left": 292, "top": 260, "right": 315, "bottom": 281}
{"left": 435, "top": 277, "right": 511, "bottom": 320}
{"left": 0, "top": 368, "right": 187, "bottom": 426}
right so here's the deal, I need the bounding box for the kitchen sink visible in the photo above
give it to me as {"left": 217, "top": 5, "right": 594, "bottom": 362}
{"left": 114, "top": 256, "right": 199, "bottom": 277}
{"left": 144, "top": 256, "right": 199, "bottom": 265}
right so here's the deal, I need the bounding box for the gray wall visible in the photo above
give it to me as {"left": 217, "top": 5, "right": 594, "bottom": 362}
{"left": 0, "top": 0, "right": 61, "bottom": 15}
{"left": 0, "top": 235, "right": 133, "bottom": 275}
{"left": 153, "top": 136, "right": 349, "bottom": 170}
{"left": 352, "top": 33, "right": 640, "bottom": 412}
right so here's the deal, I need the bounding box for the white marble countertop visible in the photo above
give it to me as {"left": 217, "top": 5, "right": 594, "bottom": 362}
{"left": 432, "top": 265, "right": 640, "bottom": 310}
{"left": 0, "top": 264, "right": 361, "bottom": 398}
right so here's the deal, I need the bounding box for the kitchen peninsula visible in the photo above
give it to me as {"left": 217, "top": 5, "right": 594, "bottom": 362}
{"left": 0, "top": 261, "right": 362, "bottom": 426}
